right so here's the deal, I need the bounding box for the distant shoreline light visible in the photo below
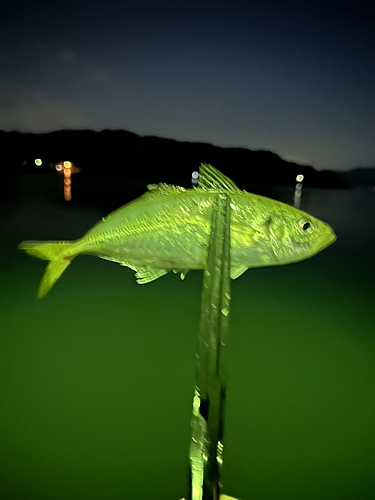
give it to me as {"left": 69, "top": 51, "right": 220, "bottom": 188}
{"left": 54, "top": 161, "right": 81, "bottom": 201}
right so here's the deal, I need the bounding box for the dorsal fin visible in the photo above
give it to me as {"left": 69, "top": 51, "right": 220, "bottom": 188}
{"left": 198, "top": 164, "right": 239, "bottom": 191}
{"left": 142, "top": 183, "right": 186, "bottom": 200}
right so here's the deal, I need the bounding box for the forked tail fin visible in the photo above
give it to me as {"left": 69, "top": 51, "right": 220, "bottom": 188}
{"left": 18, "top": 241, "right": 75, "bottom": 298}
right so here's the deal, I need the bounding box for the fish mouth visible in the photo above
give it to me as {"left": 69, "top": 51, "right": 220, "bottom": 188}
{"left": 318, "top": 229, "right": 337, "bottom": 252}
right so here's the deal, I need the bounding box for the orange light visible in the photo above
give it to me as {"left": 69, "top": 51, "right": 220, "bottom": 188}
{"left": 55, "top": 161, "right": 79, "bottom": 201}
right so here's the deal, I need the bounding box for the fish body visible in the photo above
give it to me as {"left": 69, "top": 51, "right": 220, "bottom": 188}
{"left": 19, "top": 164, "right": 336, "bottom": 298}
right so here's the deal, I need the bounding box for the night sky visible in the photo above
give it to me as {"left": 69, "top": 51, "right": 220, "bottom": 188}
{"left": 1, "top": 0, "right": 374, "bottom": 171}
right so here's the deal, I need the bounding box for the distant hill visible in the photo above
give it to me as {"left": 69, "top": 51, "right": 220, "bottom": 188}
{"left": 340, "top": 167, "right": 375, "bottom": 187}
{"left": 0, "top": 129, "right": 350, "bottom": 188}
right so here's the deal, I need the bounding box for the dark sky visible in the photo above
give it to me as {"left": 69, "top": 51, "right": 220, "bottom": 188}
{"left": 1, "top": 0, "right": 374, "bottom": 170}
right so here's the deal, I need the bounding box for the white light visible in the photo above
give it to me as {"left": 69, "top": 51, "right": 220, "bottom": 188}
{"left": 296, "top": 174, "right": 304, "bottom": 182}
{"left": 192, "top": 171, "right": 199, "bottom": 179}
{"left": 56, "top": 164, "right": 62, "bottom": 171}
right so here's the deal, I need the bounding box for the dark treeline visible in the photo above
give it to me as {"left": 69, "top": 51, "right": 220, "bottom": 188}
{"left": 1, "top": 129, "right": 350, "bottom": 189}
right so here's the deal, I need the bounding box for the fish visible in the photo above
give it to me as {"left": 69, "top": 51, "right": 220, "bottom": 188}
{"left": 18, "top": 164, "right": 336, "bottom": 298}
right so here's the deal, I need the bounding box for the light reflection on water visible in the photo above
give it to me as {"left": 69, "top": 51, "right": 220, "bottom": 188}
{"left": 1, "top": 174, "right": 375, "bottom": 500}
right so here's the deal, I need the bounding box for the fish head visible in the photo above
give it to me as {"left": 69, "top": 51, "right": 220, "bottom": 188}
{"left": 267, "top": 204, "right": 336, "bottom": 265}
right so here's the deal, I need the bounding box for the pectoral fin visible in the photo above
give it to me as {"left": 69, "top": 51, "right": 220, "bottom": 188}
{"left": 230, "top": 265, "right": 248, "bottom": 280}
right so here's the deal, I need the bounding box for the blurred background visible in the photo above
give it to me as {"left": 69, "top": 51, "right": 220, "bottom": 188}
{"left": 1, "top": 1, "right": 375, "bottom": 499}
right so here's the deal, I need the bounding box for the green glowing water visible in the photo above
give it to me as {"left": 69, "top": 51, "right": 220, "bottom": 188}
{"left": 1, "top": 175, "right": 374, "bottom": 499}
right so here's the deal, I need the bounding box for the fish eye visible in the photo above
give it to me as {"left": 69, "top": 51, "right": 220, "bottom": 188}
{"left": 299, "top": 220, "right": 312, "bottom": 232}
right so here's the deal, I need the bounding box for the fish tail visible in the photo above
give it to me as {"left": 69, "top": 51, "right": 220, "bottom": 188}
{"left": 18, "top": 241, "right": 75, "bottom": 298}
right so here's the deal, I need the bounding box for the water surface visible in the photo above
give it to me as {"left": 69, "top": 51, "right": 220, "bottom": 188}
{"left": 1, "top": 174, "right": 374, "bottom": 500}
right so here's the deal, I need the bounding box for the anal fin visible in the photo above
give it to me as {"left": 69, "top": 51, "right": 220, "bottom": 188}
{"left": 97, "top": 257, "right": 169, "bottom": 284}
{"left": 230, "top": 265, "right": 248, "bottom": 280}
{"left": 130, "top": 265, "right": 168, "bottom": 284}
{"left": 173, "top": 269, "right": 189, "bottom": 280}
